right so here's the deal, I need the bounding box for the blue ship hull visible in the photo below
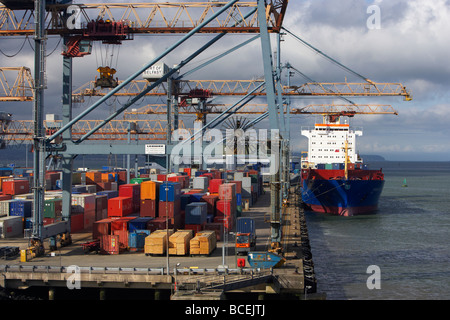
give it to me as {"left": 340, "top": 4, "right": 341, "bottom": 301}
{"left": 301, "top": 170, "right": 385, "bottom": 216}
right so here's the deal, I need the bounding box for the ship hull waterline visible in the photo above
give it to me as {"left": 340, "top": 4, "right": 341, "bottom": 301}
{"left": 301, "top": 174, "right": 385, "bottom": 217}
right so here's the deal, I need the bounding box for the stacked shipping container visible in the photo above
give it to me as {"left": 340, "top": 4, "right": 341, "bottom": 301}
{"left": 0, "top": 167, "right": 263, "bottom": 256}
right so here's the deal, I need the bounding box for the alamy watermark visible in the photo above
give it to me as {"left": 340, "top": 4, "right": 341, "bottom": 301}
{"left": 366, "top": 265, "right": 381, "bottom": 290}
{"left": 66, "top": 265, "right": 81, "bottom": 290}
{"left": 367, "top": 3, "right": 382, "bottom": 30}
{"left": 66, "top": 5, "right": 82, "bottom": 30}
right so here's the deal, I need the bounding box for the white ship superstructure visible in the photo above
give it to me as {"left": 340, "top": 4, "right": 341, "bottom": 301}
{"left": 301, "top": 116, "right": 362, "bottom": 167}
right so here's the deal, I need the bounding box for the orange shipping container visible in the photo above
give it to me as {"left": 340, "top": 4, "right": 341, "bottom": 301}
{"left": 140, "top": 181, "right": 161, "bottom": 200}
{"left": 86, "top": 171, "right": 102, "bottom": 184}
{"left": 101, "top": 173, "right": 114, "bottom": 182}
{"left": 2, "top": 179, "right": 30, "bottom": 195}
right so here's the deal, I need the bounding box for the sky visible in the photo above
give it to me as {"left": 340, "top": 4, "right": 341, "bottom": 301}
{"left": 1, "top": 0, "right": 450, "bottom": 161}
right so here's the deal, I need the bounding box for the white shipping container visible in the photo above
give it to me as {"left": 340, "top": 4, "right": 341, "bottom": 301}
{"left": 234, "top": 172, "right": 245, "bottom": 181}
{"left": 0, "top": 200, "right": 14, "bottom": 216}
{"left": 241, "top": 177, "right": 252, "bottom": 188}
{"left": 72, "top": 194, "right": 96, "bottom": 213}
{"left": 85, "top": 185, "right": 97, "bottom": 193}
{"left": 0, "top": 216, "right": 23, "bottom": 238}
{"left": 193, "top": 177, "right": 208, "bottom": 190}
{"left": 110, "top": 182, "right": 118, "bottom": 191}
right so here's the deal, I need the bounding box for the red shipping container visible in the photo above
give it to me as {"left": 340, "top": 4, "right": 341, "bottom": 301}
{"left": 92, "top": 219, "right": 112, "bottom": 240}
{"left": 229, "top": 180, "right": 242, "bottom": 194}
{"left": 108, "top": 197, "right": 133, "bottom": 217}
{"left": 159, "top": 200, "right": 180, "bottom": 218}
{"left": 218, "top": 183, "right": 236, "bottom": 201}
{"left": 100, "top": 235, "right": 120, "bottom": 254}
{"left": 84, "top": 209, "right": 96, "bottom": 230}
{"left": 70, "top": 213, "right": 84, "bottom": 233}
{"left": 168, "top": 175, "right": 187, "bottom": 189}
{"left": 213, "top": 171, "right": 222, "bottom": 179}
{"left": 119, "top": 184, "right": 140, "bottom": 212}
{"left": 2, "top": 179, "right": 30, "bottom": 195}
{"left": 96, "top": 182, "right": 111, "bottom": 191}
{"left": 183, "top": 168, "right": 192, "bottom": 177}
{"left": 200, "top": 173, "right": 213, "bottom": 181}
{"left": 216, "top": 200, "right": 235, "bottom": 217}
{"left": 119, "top": 183, "right": 141, "bottom": 200}
{"left": 112, "top": 229, "right": 128, "bottom": 250}
{"left": 117, "top": 171, "right": 127, "bottom": 183}
{"left": 201, "top": 194, "right": 218, "bottom": 215}
{"left": 208, "top": 179, "right": 224, "bottom": 194}
{"left": 157, "top": 174, "right": 167, "bottom": 181}
{"left": 45, "top": 172, "right": 60, "bottom": 186}
{"left": 111, "top": 217, "right": 135, "bottom": 231}
{"left": 0, "top": 195, "right": 12, "bottom": 201}
{"left": 140, "top": 199, "right": 157, "bottom": 217}
{"left": 204, "top": 223, "right": 224, "bottom": 241}
{"left": 147, "top": 217, "right": 168, "bottom": 232}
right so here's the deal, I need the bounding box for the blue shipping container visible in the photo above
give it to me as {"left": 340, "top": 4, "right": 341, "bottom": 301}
{"left": 159, "top": 182, "right": 181, "bottom": 202}
{"left": 71, "top": 186, "right": 85, "bottom": 193}
{"left": 25, "top": 218, "right": 33, "bottom": 229}
{"left": 185, "top": 202, "right": 207, "bottom": 224}
{"left": 9, "top": 200, "right": 32, "bottom": 217}
{"left": 97, "top": 190, "right": 119, "bottom": 199}
{"left": 189, "top": 193, "right": 207, "bottom": 203}
{"left": 236, "top": 193, "right": 242, "bottom": 206}
{"left": 194, "top": 170, "right": 207, "bottom": 177}
{"left": 128, "top": 217, "right": 153, "bottom": 233}
{"left": 180, "top": 194, "right": 191, "bottom": 211}
{"left": 128, "top": 232, "right": 146, "bottom": 249}
{"left": 131, "top": 229, "right": 151, "bottom": 236}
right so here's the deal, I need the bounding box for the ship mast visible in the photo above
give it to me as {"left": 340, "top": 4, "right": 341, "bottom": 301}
{"left": 343, "top": 139, "right": 349, "bottom": 180}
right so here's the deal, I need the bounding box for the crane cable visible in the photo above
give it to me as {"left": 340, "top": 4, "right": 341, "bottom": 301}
{"left": 0, "top": 36, "right": 27, "bottom": 57}
{"left": 281, "top": 26, "right": 375, "bottom": 85}
{"left": 288, "top": 63, "right": 357, "bottom": 106}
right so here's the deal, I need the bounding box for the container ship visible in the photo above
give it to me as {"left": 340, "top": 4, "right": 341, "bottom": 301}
{"left": 300, "top": 116, "right": 385, "bottom": 216}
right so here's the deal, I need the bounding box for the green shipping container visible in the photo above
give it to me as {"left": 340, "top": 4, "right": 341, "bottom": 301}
{"left": 44, "top": 198, "right": 62, "bottom": 218}
{"left": 249, "top": 174, "right": 258, "bottom": 183}
{"left": 130, "top": 178, "right": 151, "bottom": 184}
{"left": 72, "top": 172, "right": 82, "bottom": 185}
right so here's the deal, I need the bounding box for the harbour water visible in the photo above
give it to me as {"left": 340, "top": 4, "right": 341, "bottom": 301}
{"left": 305, "top": 161, "right": 450, "bottom": 300}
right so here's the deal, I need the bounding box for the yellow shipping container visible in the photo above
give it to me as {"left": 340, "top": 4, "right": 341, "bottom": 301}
{"left": 144, "top": 229, "right": 174, "bottom": 255}
{"left": 140, "top": 181, "right": 160, "bottom": 200}
{"left": 168, "top": 230, "right": 193, "bottom": 256}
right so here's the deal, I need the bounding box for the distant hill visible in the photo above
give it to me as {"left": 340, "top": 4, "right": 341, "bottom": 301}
{"left": 361, "top": 155, "right": 386, "bottom": 161}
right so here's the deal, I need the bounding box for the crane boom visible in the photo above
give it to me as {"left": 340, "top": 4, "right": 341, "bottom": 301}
{"left": 70, "top": 79, "right": 412, "bottom": 99}
{"left": 0, "top": 67, "right": 34, "bottom": 101}
{"left": 0, "top": 1, "right": 289, "bottom": 36}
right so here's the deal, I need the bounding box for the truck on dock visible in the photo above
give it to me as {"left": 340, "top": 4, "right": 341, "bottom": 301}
{"left": 235, "top": 217, "right": 256, "bottom": 255}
